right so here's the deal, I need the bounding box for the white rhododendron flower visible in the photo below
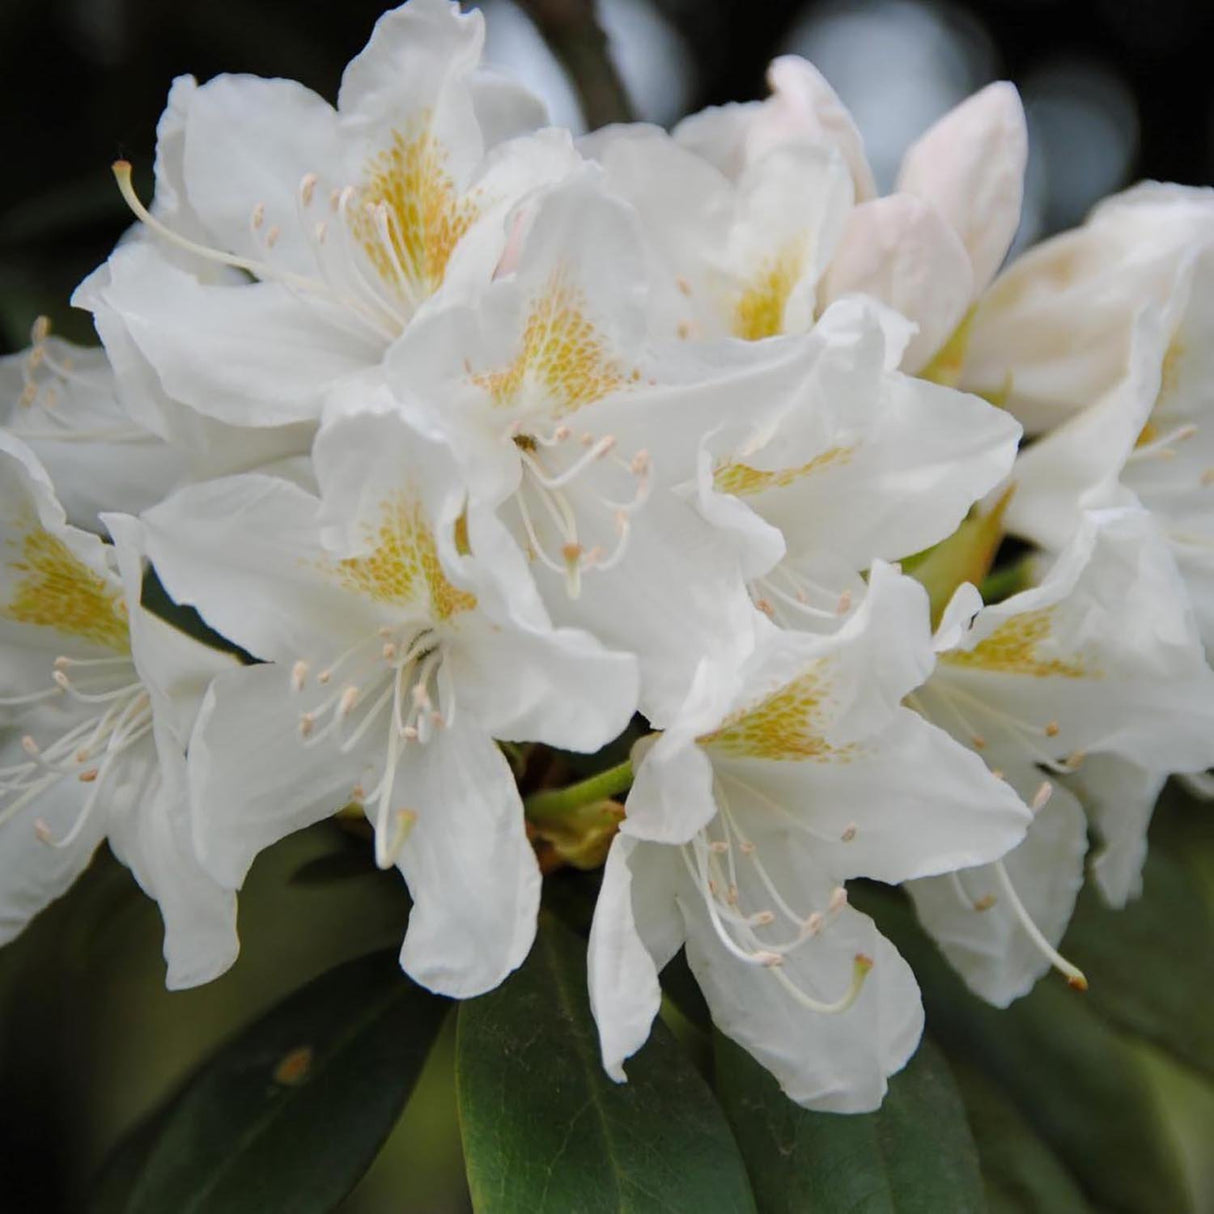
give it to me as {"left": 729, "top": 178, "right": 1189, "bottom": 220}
{"left": 589, "top": 565, "right": 1029, "bottom": 1111}
{"left": 908, "top": 507, "right": 1214, "bottom": 1004}
{"left": 674, "top": 58, "right": 1027, "bottom": 373}
{"left": 139, "top": 407, "right": 637, "bottom": 997}
{"left": 78, "top": 0, "right": 576, "bottom": 435}
{"left": 0, "top": 434, "right": 237, "bottom": 988}
{"left": 583, "top": 121, "right": 854, "bottom": 342}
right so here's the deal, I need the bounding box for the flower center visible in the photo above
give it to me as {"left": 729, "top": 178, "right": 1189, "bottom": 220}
{"left": 508, "top": 424, "right": 651, "bottom": 598}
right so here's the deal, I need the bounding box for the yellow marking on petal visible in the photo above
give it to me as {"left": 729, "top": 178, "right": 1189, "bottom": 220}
{"left": 699, "top": 666, "right": 855, "bottom": 762}
{"left": 473, "top": 273, "right": 634, "bottom": 416}
{"left": 333, "top": 496, "right": 476, "bottom": 621}
{"left": 713, "top": 446, "right": 855, "bottom": 497}
{"left": 942, "top": 608, "right": 1090, "bottom": 679}
{"left": 4, "top": 526, "right": 129, "bottom": 651}
{"left": 731, "top": 242, "right": 807, "bottom": 341}
{"left": 353, "top": 123, "right": 480, "bottom": 299}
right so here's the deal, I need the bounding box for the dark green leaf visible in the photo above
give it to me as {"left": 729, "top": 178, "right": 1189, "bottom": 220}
{"left": 106, "top": 949, "right": 448, "bottom": 1214}
{"left": 1062, "top": 805, "right": 1214, "bottom": 1082}
{"left": 951, "top": 1060, "right": 1091, "bottom": 1214}
{"left": 856, "top": 883, "right": 1191, "bottom": 1214}
{"left": 456, "top": 913, "right": 756, "bottom": 1213}
{"left": 657, "top": 949, "right": 710, "bottom": 1033}
{"left": 286, "top": 838, "right": 378, "bottom": 887}
{"left": 714, "top": 1032, "right": 983, "bottom": 1214}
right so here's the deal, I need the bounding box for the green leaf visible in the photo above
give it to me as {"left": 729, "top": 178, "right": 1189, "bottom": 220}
{"left": 951, "top": 1060, "right": 1091, "bottom": 1214}
{"left": 1064, "top": 842, "right": 1214, "bottom": 1083}
{"left": 105, "top": 949, "right": 448, "bottom": 1214}
{"left": 855, "top": 883, "right": 1192, "bottom": 1214}
{"left": 658, "top": 948, "right": 711, "bottom": 1033}
{"left": 456, "top": 913, "right": 757, "bottom": 1213}
{"left": 714, "top": 1032, "right": 983, "bottom": 1214}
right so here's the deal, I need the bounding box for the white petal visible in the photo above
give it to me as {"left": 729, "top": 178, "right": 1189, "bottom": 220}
{"left": 1003, "top": 300, "right": 1171, "bottom": 552}
{"left": 588, "top": 834, "right": 684, "bottom": 1080}
{"left": 73, "top": 263, "right": 314, "bottom": 476}
{"left": 530, "top": 487, "right": 760, "bottom": 724}
{"left": 673, "top": 100, "right": 763, "bottom": 179}
{"left": 338, "top": 0, "right": 483, "bottom": 136}
{"left": 757, "top": 56, "right": 876, "bottom": 201}
{"left": 821, "top": 193, "right": 974, "bottom": 372}
{"left": 394, "top": 713, "right": 539, "bottom": 997}
{"left": 908, "top": 774, "right": 1087, "bottom": 1007}
{"left": 683, "top": 856, "right": 922, "bottom": 1112}
{"left": 469, "top": 68, "right": 550, "bottom": 146}
{"left": 1067, "top": 753, "right": 1165, "bottom": 908}
{"left": 182, "top": 73, "right": 344, "bottom": 275}
{"left": 897, "top": 82, "right": 1027, "bottom": 293}
{"left": 188, "top": 663, "right": 367, "bottom": 887}
{"left": 720, "top": 706, "right": 1029, "bottom": 885}
{"left": 624, "top": 724, "right": 720, "bottom": 845}
{"left": 449, "top": 615, "right": 638, "bottom": 753}
{"left": 933, "top": 582, "right": 984, "bottom": 653}
{"left": 108, "top": 769, "right": 239, "bottom": 989}
{"left": 141, "top": 473, "right": 381, "bottom": 663}
{"left": 95, "top": 242, "right": 378, "bottom": 428}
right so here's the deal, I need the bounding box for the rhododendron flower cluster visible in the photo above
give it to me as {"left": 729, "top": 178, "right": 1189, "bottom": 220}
{"left": 3, "top": 0, "right": 1213, "bottom": 1116}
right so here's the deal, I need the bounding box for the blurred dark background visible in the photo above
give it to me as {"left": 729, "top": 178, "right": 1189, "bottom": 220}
{"left": 1, "top": 0, "right": 1212, "bottom": 357}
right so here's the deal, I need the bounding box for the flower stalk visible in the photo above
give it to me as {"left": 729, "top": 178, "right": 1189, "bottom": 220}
{"left": 524, "top": 758, "right": 634, "bottom": 822}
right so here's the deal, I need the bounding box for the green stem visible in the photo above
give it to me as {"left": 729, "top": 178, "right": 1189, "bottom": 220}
{"left": 524, "top": 758, "right": 634, "bottom": 821}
